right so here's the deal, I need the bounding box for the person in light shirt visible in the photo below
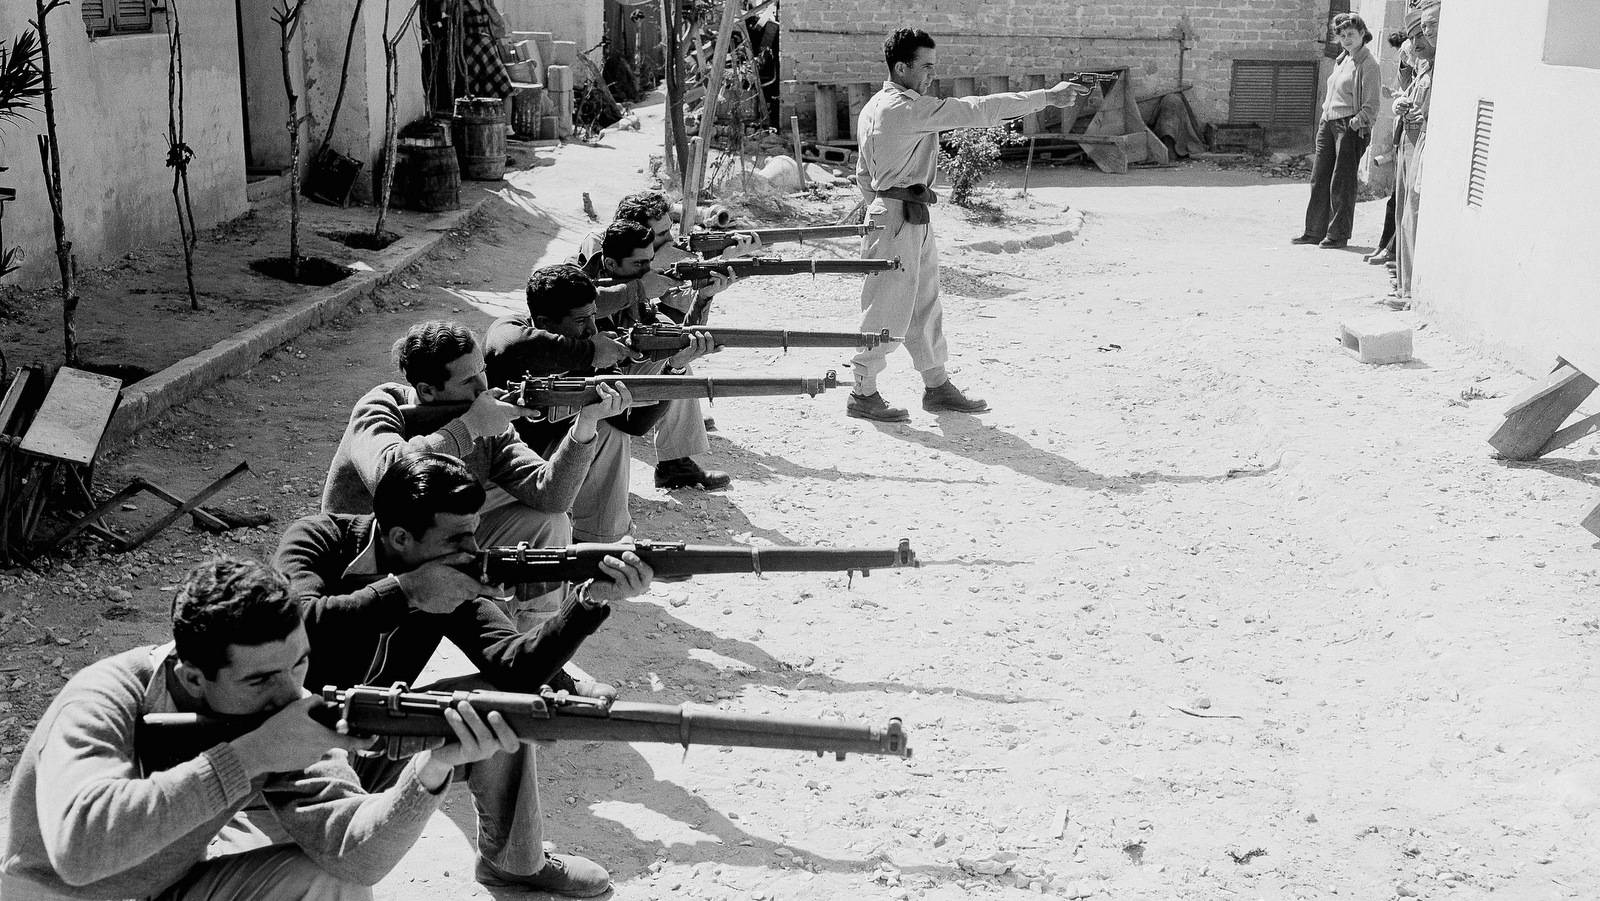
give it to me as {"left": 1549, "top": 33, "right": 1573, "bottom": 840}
{"left": 847, "top": 27, "right": 1088, "bottom": 422}
{"left": 1291, "top": 12, "right": 1381, "bottom": 250}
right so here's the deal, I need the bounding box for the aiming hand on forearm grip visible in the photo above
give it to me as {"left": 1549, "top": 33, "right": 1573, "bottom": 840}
{"left": 138, "top": 683, "right": 912, "bottom": 773}
{"left": 401, "top": 371, "right": 844, "bottom": 431}
{"left": 461, "top": 537, "right": 918, "bottom": 583}
{"left": 620, "top": 324, "right": 900, "bottom": 361}
{"left": 677, "top": 224, "right": 885, "bottom": 256}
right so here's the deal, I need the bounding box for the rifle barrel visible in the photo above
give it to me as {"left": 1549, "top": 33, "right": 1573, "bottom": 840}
{"left": 628, "top": 327, "right": 897, "bottom": 352}
{"left": 475, "top": 538, "right": 918, "bottom": 583}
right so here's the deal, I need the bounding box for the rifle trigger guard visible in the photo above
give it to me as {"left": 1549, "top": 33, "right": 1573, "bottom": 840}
{"left": 750, "top": 547, "right": 762, "bottom": 577}
{"left": 679, "top": 705, "right": 695, "bottom": 748}
{"left": 704, "top": 376, "right": 715, "bottom": 405}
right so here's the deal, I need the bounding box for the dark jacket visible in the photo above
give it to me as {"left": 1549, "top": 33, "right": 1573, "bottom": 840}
{"left": 273, "top": 512, "right": 609, "bottom": 693}
{"left": 483, "top": 313, "right": 670, "bottom": 448}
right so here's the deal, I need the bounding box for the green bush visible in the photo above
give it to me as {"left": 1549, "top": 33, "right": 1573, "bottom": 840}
{"left": 938, "top": 126, "right": 1022, "bottom": 207}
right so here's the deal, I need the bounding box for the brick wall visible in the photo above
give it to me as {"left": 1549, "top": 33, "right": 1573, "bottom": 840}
{"left": 780, "top": 0, "right": 1328, "bottom": 142}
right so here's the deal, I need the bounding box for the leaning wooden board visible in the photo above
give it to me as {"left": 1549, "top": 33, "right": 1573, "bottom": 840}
{"left": 18, "top": 367, "right": 121, "bottom": 466}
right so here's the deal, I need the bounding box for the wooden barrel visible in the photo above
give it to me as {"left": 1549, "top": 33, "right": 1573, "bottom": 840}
{"left": 393, "top": 136, "right": 460, "bottom": 212}
{"left": 453, "top": 97, "right": 507, "bottom": 181}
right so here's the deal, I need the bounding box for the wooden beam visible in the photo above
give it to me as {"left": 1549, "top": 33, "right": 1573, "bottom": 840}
{"left": 683, "top": 0, "right": 740, "bottom": 234}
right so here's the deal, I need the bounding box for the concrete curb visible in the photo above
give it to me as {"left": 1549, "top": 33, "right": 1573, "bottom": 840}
{"left": 103, "top": 195, "right": 493, "bottom": 451}
{"left": 954, "top": 210, "right": 1085, "bottom": 255}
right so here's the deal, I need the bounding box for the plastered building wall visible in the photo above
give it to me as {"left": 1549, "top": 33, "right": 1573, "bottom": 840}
{"left": 502, "top": 0, "right": 605, "bottom": 59}
{"left": 779, "top": 0, "right": 1327, "bottom": 135}
{"left": 0, "top": 5, "right": 246, "bottom": 288}
{"left": 1411, "top": 0, "right": 1600, "bottom": 372}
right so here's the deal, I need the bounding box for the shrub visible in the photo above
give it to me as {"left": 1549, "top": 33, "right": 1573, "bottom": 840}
{"left": 938, "top": 126, "right": 1022, "bottom": 207}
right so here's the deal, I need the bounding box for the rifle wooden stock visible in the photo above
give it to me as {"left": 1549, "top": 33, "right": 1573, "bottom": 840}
{"left": 466, "top": 537, "right": 919, "bottom": 583}
{"left": 137, "top": 684, "right": 911, "bottom": 772}
{"left": 622, "top": 325, "right": 899, "bottom": 361}
{"left": 677, "top": 224, "right": 883, "bottom": 255}
{"left": 658, "top": 256, "right": 901, "bottom": 282}
{"left": 399, "top": 371, "right": 842, "bottom": 433}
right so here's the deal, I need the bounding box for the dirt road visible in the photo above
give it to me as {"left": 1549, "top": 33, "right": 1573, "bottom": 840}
{"left": 3, "top": 107, "right": 1596, "bottom": 901}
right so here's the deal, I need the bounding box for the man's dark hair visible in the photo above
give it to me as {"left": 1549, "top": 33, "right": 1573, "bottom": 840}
{"left": 172, "top": 556, "right": 301, "bottom": 679}
{"left": 614, "top": 191, "right": 671, "bottom": 226}
{"left": 1387, "top": 29, "right": 1407, "bottom": 49}
{"left": 884, "top": 28, "right": 935, "bottom": 72}
{"left": 600, "top": 220, "right": 653, "bottom": 262}
{"left": 526, "top": 263, "right": 598, "bottom": 323}
{"left": 391, "top": 321, "right": 478, "bottom": 389}
{"left": 373, "top": 452, "right": 486, "bottom": 540}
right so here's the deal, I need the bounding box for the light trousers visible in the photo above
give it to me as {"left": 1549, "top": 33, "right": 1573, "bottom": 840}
{"left": 851, "top": 197, "right": 949, "bottom": 396}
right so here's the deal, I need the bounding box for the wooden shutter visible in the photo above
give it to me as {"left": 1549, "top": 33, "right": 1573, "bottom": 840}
{"left": 1228, "top": 61, "right": 1318, "bottom": 129}
{"left": 113, "top": 0, "right": 152, "bottom": 32}
{"left": 1468, "top": 99, "right": 1492, "bottom": 210}
{"left": 80, "top": 0, "right": 111, "bottom": 34}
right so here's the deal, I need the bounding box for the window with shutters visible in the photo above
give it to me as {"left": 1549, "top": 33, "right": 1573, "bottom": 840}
{"left": 1467, "top": 99, "right": 1492, "bottom": 210}
{"left": 82, "top": 0, "right": 153, "bottom": 36}
{"left": 1227, "top": 60, "right": 1319, "bottom": 129}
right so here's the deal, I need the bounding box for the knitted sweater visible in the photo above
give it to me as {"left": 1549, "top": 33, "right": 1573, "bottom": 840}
{"left": 321, "top": 382, "right": 596, "bottom": 516}
{"left": 0, "top": 646, "right": 441, "bottom": 899}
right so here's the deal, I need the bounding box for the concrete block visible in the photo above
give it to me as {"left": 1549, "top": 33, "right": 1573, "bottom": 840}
{"left": 546, "top": 65, "right": 573, "bottom": 93}
{"left": 550, "top": 40, "right": 577, "bottom": 69}
{"left": 1337, "top": 316, "right": 1413, "bottom": 364}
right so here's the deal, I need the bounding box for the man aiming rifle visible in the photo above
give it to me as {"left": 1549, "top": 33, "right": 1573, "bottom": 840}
{"left": 278, "top": 452, "right": 654, "bottom": 895}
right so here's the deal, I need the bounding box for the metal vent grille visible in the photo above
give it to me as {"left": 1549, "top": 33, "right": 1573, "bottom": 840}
{"left": 1468, "top": 99, "right": 1493, "bottom": 210}
{"left": 1228, "top": 61, "right": 1319, "bottom": 128}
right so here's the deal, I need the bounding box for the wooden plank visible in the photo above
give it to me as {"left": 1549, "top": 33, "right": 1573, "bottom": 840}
{"left": 814, "top": 84, "right": 838, "bottom": 143}
{"left": 1580, "top": 496, "right": 1600, "bottom": 539}
{"left": 1539, "top": 410, "right": 1600, "bottom": 458}
{"left": 1500, "top": 364, "right": 1586, "bottom": 419}
{"left": 1022, "top": 73, "right": 1049, "bottom": 134}
{"left": 845, "top": 83, "right": 873, "bottom": 140}
{"left": 0, "top": 368, "right": 39, "bottom": 437}
{"left": 19, "top": 368, "right": 121, "bottom": 466}
{"left": 1080, "top": 139, "right": 1128, "bottom": 174}
{"left": 1488, "top": 365, "right": 1598, "bottom": 460}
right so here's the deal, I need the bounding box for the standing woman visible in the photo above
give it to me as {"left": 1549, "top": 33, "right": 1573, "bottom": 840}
{"left": 1292, "top": 13, "right": 1382, "bottom": 249}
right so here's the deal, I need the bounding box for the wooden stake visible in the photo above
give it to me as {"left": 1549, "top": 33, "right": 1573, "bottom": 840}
{"left": 1022, "top": 136, "right": 1036, "bottom": 198}
{"left": 790, "top": 115, "right": 808, "bottom": 190}
{"left": 683, "top": 0, "right": 740, "bottom": 234}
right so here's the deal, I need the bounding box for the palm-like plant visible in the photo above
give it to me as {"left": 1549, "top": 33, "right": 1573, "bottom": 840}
{"left": 0, "top": 30, "right": 44, "bottom": 131}
{"left": 0, "top": 29, "right": 44, "bottom": 279}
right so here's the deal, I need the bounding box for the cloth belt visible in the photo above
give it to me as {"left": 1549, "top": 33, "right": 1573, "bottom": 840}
{"left": 876, "top": 184, "right": 938, "bottom": 225}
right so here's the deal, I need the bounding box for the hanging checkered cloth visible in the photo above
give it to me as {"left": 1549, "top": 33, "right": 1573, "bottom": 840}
{"left": 462, "top": 0, "right": 512, "bottom": 98}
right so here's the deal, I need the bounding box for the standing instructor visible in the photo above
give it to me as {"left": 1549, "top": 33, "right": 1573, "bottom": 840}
{"left": 848, "top": 27, "right": 1088, "bottom": 422}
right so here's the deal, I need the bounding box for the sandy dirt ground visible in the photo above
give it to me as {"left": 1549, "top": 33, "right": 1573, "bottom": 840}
{"left": 3, "top": 100, "right": 1600, "bottom": 901}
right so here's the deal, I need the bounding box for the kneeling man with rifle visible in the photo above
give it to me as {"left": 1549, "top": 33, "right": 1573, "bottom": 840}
{"left": 0, "top": 556, "right": 518, "bottom": 901}
{"left": 277, "top": 452, "right": 653, "bottom": 895}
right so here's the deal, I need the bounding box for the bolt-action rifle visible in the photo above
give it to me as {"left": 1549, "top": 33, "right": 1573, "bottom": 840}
{"left": 657, "top": 256, "right": 901, "bottom": 283}
{"left": 400, "top": 371, "right": 843, "bottom": 434}
{"left": 676, "top": 224, "right": 884, "bottom": 256}
{"left": 136, "top": 683, "right": 912, "bottom": 774}
{"left": 461, "top": 537, "right": 918, "bottom": 584}
{"left": 619, "top": 324, "right": 900, "bottom": 361}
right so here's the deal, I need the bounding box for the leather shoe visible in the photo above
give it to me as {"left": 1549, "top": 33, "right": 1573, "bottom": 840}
{"left": 1318, "top": 238, "right": 1347, "bottom": 248}
{"left": 655, "top": 456, "right": 731, "bottom": 490}
{"left": 923, "top": 380, "right": 989, "bottom": 413}
{"left": 476, "top": 854, "right": 611, "bottom": 897}
{"left": 847, "top": 392, "right": 910, "bottom": 422}
{"left": 1290, "top": 234, "right": 1321, "bottom": 245}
